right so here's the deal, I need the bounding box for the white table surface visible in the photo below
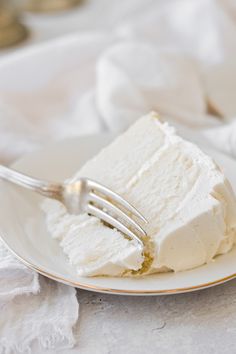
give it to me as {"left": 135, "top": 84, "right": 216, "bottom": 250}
{"left": 42, "top": 280, "right": 236, "bottom": 354}
{"left": 1, "top": 1, "right": 236, "bottom": 353}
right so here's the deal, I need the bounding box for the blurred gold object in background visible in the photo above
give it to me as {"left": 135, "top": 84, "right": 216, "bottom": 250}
{"left": 23, "top": 0, "right": 82, "bottom": 13}
{"left": 0, "top": 6, "right": 28, "bottom": 48}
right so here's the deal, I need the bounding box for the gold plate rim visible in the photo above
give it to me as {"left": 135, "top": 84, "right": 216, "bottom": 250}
{"left": 2, "top": 135, "right": 236, "bottom": 296}
{"left": 1, "top": 235, "right": 236, "bottom": 295}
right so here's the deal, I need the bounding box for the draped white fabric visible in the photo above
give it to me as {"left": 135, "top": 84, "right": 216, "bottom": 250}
{"left": 0, "top": 0, "right": 236, "bottom": 352}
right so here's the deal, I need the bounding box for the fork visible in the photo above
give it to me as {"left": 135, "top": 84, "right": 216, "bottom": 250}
{"left": 0, "top": 165, "right": 147, "bottom": 248}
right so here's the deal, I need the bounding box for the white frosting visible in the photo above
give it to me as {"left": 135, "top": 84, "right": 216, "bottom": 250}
{"left": 42, "top": 200, "right": 144, "bottom": 276}
{"left": 42, "top": 112, "right": 236, "bottom": 276}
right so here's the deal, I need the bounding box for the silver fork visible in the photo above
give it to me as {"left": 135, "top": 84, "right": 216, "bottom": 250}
{"left": 0, "top": 165, "right": 147, "bottom": 248}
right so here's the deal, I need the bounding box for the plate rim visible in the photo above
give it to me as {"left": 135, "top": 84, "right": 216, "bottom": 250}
{"left": 1, "top": 230, "right": 236, "bottom": 296}
{"left": 1, "top": 134, "right": 236, "bottom": 296}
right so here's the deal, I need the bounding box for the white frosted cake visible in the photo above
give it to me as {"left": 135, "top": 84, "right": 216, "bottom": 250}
{"left": 42, "top": 113, "right": 236, "bottom": 276}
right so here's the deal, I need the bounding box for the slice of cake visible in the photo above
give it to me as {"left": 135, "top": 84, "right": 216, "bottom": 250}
{"left": 42, "top": 112, "right": 236, "bottom": 276}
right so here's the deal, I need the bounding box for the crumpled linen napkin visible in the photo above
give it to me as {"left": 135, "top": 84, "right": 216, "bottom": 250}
{"left": 1, "top": 0, "right": 236, "bottom": 352}
{"left": 0, "top": 240, "right": 78, "bottom": 353}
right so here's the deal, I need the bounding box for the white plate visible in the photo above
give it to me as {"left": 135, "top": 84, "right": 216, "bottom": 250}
{"left": 0, "top": 134, "right": 236, "bottom": 295}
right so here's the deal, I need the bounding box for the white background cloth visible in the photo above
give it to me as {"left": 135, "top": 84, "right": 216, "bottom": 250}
{"left": 1, "top": 0, "right": 236, "bottom": 352}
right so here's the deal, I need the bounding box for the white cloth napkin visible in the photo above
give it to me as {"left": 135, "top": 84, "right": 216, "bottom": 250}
{"left": 0, "top": 240, "right": 78, "bottom": 353}
{"left": 1, "top": 0, "right": 236, "bottom": 352}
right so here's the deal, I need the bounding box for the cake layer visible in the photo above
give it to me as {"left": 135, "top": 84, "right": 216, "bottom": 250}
{"left": 42, "top": 112, "right": 236, "bottom": 276}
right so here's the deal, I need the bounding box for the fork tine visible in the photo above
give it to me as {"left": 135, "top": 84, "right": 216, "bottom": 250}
{"left": 86, "top": 204, "right": 144, "bottom": 248}
{"left": 88, "top": 180, "right": 148, "bottom": 223}
{"left": 88, "top": 192, "right": 147, "bottom": 237}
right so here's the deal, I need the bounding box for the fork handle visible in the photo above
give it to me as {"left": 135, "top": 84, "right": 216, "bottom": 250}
{"left": 0, "top": 165, "right": 62, "bottom": 200}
